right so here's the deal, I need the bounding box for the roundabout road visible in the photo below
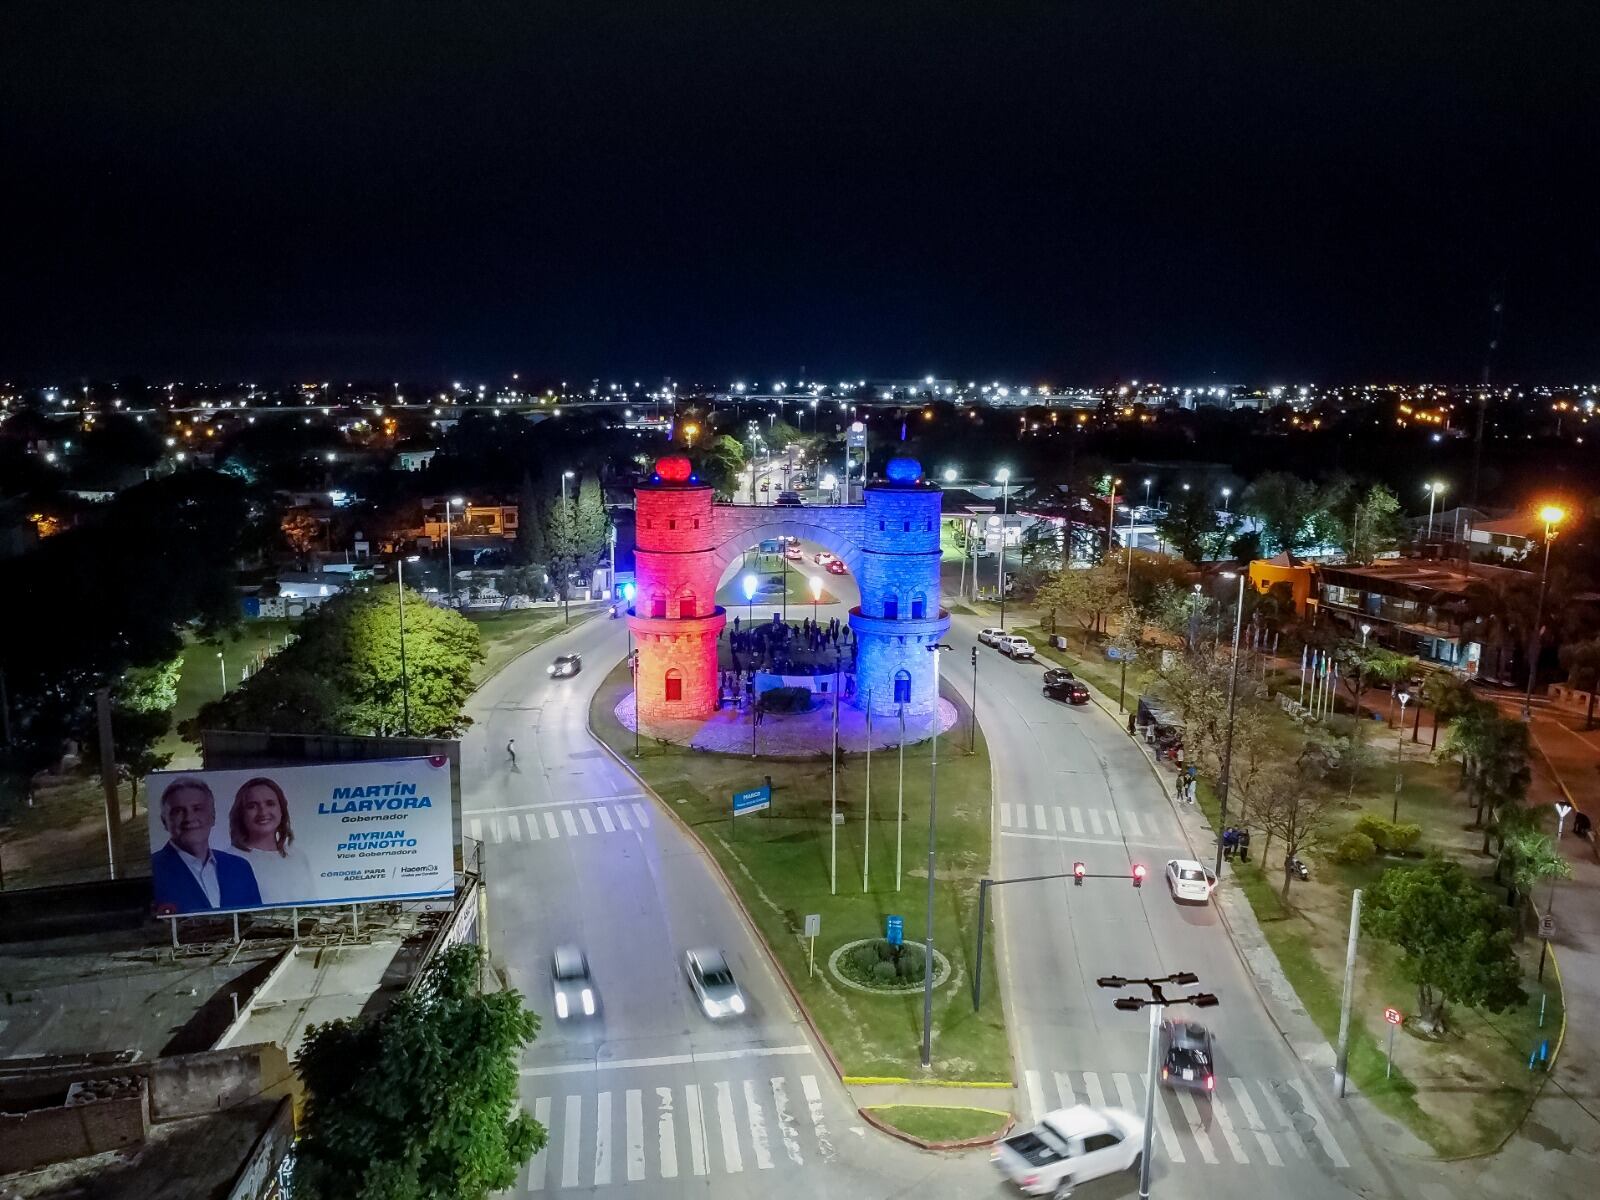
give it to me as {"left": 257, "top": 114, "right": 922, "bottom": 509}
{"left": 462, "top": 609, "right": 996, "bottom": 1198}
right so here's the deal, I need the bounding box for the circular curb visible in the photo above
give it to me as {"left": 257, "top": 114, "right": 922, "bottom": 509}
{"left": 858, "top": 1105, "right": 1016, "bottom": 1151}
{"left": 828, "top": 937, "right": 951, "bottom": 995}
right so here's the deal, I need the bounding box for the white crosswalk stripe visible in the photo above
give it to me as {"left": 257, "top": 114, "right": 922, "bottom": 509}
{"left": 561, "top": 809, "right": 580, "bottom": 837}
{"left": 1022, "top": 1070, "right": 1344, "bottom": 1171}
{"left": 543, "top": 812, "right": 560, "bottom": 839}
{"left": 1088, "top": 809, "right": 1104, "bottom": 836}
{"left": 469, "top": 818, "right": 482, "bottom": 843}
{"left": 616, "top": 804, "right": 633, "bottom": 830}
{"left": 632, "top": 802, "right": 652, "bottom": 827}
{"left": 521, "top": 1071, "right": 841, "bottom": 1190}
{"left": 598, "top": 806, "right": 615, "bottom": 833}
{"left": 1070, "top": 806, "right": 1085, "bottom": 834}
{"left": 472, "top": 802, "right": 665, "bottom": 844}
{"left": 525, "top": 813, "right": 541, "bottom": 840}
{"left": 507, "top": 814, "right": 522, "bottom": 841}
{"left": 1034, "top": 803, "right": 1048, "bottom": 831}
{"left": 1123, "top": 810, "right": 1143, "bottom": 837}
{"left": 491, "top": 816, "right": 504, "bottom": 842}
{"left": 1000, "top": 802, "right": 1013, "bottom": 827}
{"left": 995, "top": 804, "right": 1179, "bottom": 845}
{"left": 1054, "top": 807, "right": 1067, "bottom": 833}
{"left": 579, "top": 807, "right": 597, "bottom": 835}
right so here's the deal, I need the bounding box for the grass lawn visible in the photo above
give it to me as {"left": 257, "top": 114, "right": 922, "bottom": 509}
{"left": 157, "top": 619, "right": 297, "bottom": 765}
{"left": 469, "top": 604, "right": 600, "bottom": 686}
{"left": 717, "top": 560, "right": 843, "bottom": 609}
{"left": 589, "top": 661, "right": 1010, "bottom": 1082}
{"left": 865, "top": 1104, "right": 1011, "bottom": 1144}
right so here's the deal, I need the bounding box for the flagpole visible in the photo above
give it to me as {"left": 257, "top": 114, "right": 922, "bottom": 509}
{"left": 1299, "top": 646, "right": 1308, "bottom": 706}
{"left": 863, "top": 696, "right": 873, "bottom": 893}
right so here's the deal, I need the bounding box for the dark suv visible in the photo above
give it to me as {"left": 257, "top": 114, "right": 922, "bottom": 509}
{"left": 1159, "top": 1019, "right": 1216, "bottom": 1093}
{"left": 1042, "top": 668, "right": 1090, "bottom": 705}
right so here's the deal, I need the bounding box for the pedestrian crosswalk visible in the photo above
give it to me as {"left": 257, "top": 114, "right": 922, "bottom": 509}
{"left": 468, "top": 801, "right": 654, "bottom": 847}
{"left": 1022, "top": 1068, "right": 1349, "bottom": 1170}
{"left": 998, "top": 802, "right": 1175, "bottom": 845}
{"left": 515, "top": 1071, "right": 836, "bottom": 1192}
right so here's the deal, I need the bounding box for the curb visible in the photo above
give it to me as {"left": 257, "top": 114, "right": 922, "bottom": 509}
{"left": 858, "top": 1104, "right": 1016, "bottom": 1151}
{"left": 585, "top": 685, "right": 849, "bottom": 1084}
{"left": 844, "top": 1076, "right": 1012, "bottom": 1088}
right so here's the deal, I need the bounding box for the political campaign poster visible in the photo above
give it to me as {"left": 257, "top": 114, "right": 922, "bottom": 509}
{"left": 147, "top": 756, "right": 455, "bottom": 916}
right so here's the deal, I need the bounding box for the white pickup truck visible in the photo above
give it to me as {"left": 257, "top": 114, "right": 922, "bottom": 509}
{"left": 991, "top": 1105, "right": 1143, "bottom": 1197}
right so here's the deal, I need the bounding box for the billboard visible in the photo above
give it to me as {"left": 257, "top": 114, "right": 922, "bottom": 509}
{"left": 147, "top": 757, "right": 455, "bottom": 916}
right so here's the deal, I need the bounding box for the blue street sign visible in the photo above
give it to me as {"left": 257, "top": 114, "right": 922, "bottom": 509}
{"left": 886, "top": 915, "right": 904, "bottom": 947}
{"left": 1106, "top": 646, "right": 1122, "bottom": 660}
{"left": 732, "top": 784, "right": 771, "bottom": 817}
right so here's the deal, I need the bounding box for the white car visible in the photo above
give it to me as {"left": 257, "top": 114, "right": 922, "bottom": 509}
{"left": 684, "top": 947, "right": 746, "bottom": 1019}
{"left": 991, "top": 1105, "right": 1143, "bottom": 1196}
{"left": 997, "top": 635, "right": 1035, "bottom": 660}
{"left": 1165, "top": 858, "right": 1217, "bottom": 904}
{"left": 977, "top": 627, "right": 1007, "bottom": 647}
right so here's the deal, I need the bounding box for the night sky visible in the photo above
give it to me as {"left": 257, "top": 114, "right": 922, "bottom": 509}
{"left": 4, "top": 3, "right": 1597, "bottom": 383}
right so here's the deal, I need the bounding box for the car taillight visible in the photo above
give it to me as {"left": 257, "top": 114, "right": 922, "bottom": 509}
{"left": 1160, "top": 1066, "right": 1168, "bottom": 1080}
{"left": 1205, "top": 1075, "right": 1215, "bottom": 1091}
{"left": 1021, "top": 1176, "right": 1038, "bottom": 1188}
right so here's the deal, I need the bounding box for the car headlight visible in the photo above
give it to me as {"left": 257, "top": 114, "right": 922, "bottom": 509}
{"left": 547, "top": 665, "right": 556, "bottom": 674}
{"left": 581, "top": 989, "right": 595, "bottom": 1016}
{"left": 555, "top": 992, "right": 569, "bottom": 1019}
{"left": 702, "top": 997, "right": 719, "bottom": 1016}
{"left": 729, "top": 994, "right": 745, "bottom": 1014}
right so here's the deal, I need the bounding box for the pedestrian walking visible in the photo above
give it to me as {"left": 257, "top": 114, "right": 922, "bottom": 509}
{"left": 506, "top": 738, "right": 517, "bottom": 765}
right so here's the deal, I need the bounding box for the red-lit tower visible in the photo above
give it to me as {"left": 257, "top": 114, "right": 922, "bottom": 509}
{"left": 628, "top": 455, "right": 727, "bottom": 723}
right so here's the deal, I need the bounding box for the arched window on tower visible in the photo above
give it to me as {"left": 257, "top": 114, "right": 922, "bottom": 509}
{"left": 882, "top": 593, "right": 898, "bottom": 621}
{"left": 894, "top": 669, "right": 912, "bottom": 705}
{"left": 911, "top": 591, "right": 927, "bottom": 620}
{"left": 664, "top": 668, "right": 683, "bottom": 703}
{"left": 651, "top": 593, "right": 667, "bottom": 619}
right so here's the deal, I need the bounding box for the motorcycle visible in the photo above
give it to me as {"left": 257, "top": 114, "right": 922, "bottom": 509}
{"left": 1286, "top": 854, "right": 1309, "bottom": 881}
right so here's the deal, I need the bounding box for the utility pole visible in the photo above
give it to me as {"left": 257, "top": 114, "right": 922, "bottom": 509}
{"left": 1334, "top": 889, "right": 1363, "bottom": 1097}
{"left": 922, "top": 643, "right": 952, "bottom": 1068}
{"left": 95, "top": 688, "right": 120, "bottom": 880}
{"left": 1214, "top": 572, "right": 1246, "bottom": 879}
{"left": 969, "top": 646, "right": 979, "bottom": 754}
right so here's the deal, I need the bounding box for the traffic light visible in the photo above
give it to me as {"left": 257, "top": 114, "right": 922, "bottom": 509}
{"left": 1132, "top": 863, "right": 1147, "bottom": 888}
{"left": 1073, "top": 861, "right": 1086, "bottom": 886}
{"left": 970, "top": 646, "right": 978, "bottom": 666}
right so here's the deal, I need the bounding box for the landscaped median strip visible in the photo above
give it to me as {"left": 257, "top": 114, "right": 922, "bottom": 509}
{"left": 860, "top": 1103, "right": 1015, "bottom": 1149}
{"left": 843, "top": 1076, "right": 1011, "bottom": 1088}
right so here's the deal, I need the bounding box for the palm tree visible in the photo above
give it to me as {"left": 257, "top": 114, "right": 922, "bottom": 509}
{"left": 1502, "top": 826, "right": 1573, "bottom": 914}
{"left": 1423, "top": 672, "right": 1476, "bottom": 750}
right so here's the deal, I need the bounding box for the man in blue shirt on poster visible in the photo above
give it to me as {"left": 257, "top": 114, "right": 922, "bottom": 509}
{"left": 151, "top": 777, "right": 262, "bottom": 914}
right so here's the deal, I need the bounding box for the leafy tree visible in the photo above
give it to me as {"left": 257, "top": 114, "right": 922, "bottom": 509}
{"left": 1502, "top": 827, "right": 1572, "bottom": 908}
{"left": 79, "top": 657, "right": 181, "bottom": 816}
{"left": 1362, "top": 859, "right": 1526, "bottom": 1032}
{"left": 1422, "top": 671, "right": 1476, "bottom": 750}
{"left": 293, "top": 943, "right": 545, "bottom": 1200}
{"left": 1240, "top": 472, "right": 1322, "bottom": 560}
{"left": 1559, "top": 635, "right": 1600, "bottom": 730}
{"left": 281, "top": 508, "right": 325, "bottom": 560}
{"left": 574, "top": 473, "right": 610, "bottom": 569}
{"left": 1154, "top": 487, "right": 1223, "bottom": 567}
{"left": 1223, "top": 702, "right": 1279, "bottom": 826}
{"left": 543, "top": 487, "right": 579, "bottom": 602}
{"left": 515, "top": 471, "right": 548, "bottom": 568}
{"left": 1471, "top": 715, "right": 1532, "bottom": 852}
{"left": 1036, "top": 563, "right": 1123, "bottom": 646}
{"left": 1325, "top": 481, "right": 1404, "bottom": 564}
{"left": 190, "top": 588, "right": 484, "bottom": 739}
{"left": 699, "top": 434, "right": 747, "bottom": 501}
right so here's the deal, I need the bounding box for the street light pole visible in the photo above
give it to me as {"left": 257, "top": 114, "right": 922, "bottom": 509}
{"left": 1523, "top": 507, "right": 1565, "bottom": 719}
{"left": 995, "top": 469, "right": 1011, "bottom": 629}
{"left": 217, "top": 652, "right": 226, "bottom": 694}
{"left": 445, "top": 496, "right": 462, "bottom": 605}
{"left": 397, "top": 555, "right": 418, "bottom": 736}
{"left": 1105, "top": 477, "right": 1121, "bottom": 566}
{"left": 922, "top": 642, "right": 952, "bottom": 1068}
{"left": 1393, "top": 691, "right": 1410, "bottom": 823}
{"left": 1214, "top": 571, "right": 1246, "bottom": 879}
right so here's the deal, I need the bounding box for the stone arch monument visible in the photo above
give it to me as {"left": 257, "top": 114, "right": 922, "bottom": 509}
{"left": 629, "top": 453, "right": 951, "bottom": 727}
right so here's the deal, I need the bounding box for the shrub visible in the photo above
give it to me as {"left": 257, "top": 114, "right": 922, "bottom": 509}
{"left": 1387, "top": 822, "right": 1422, "bottom": 853}
{"left": 872, "top": 961, "right": 897, "bottom": 984}
{"left": 1352, "top": 815, "right": 1423, "bottom": 854}
{"left": 1332, "top": 832, "right": 1377, "bottom": 865}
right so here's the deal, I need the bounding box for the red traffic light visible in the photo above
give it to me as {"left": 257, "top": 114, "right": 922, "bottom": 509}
{"left": 1073, "top": 861, "right": 1086, "bottom": 886}
{"left": 1132, "top": 864, "right": 1147, "bottom": 887}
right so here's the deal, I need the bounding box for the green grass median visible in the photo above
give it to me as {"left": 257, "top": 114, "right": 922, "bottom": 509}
{"left": 864, "top": 1104, "right": 1011, "bottom": 1144}
{"left": 590, "top": 662, "right": 1010, "bottom": 1082}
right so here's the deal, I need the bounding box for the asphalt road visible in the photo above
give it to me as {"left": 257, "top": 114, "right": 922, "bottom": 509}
{"left": 462, "top": 610, "right": 994, "bottom": 1199}
{"left": 941, "top": 610, "right": 1394, "bottom": 1200}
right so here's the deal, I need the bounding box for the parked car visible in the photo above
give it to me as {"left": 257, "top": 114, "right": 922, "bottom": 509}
{"left": 551, "top": 944, "right": 597, "bottom": 1019}
{"left": 775, "top": 491, "right": 803, "bottom": 507}
{"left": 1160, "top": 1020, "right": 1216, "bottom": 1093}
{"left": 997, "top": 635, "right": 1035, "bottom": 660}
{"left": 978, "top": 627, "right": 1007, "bottom": 647}
{"left": 991, "top": 1105, "right": 1143, "bottom": 1196}
{"left": 548, "top": 653, "right": 582, "bottom": 678}
{"left": 684, "top": 947, "right": 746, "bottom": 1018}
{"left": 826, "top": 559, "right": 848, "bottom": 575}
{"left": 1165, "top": 858, "right": 1217, "bottom": 904}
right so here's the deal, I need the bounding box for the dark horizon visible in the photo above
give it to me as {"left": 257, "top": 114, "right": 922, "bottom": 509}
{"left": 4, "top": 3, "right": 1597, "bottom": 383}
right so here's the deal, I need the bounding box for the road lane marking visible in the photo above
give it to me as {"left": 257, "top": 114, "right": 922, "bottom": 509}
{"left": 744, "top": 1079, "right": 774, "bottom": 1169}
{"left": 1285, "top": 1080, "right": 1348, "bottom": 1168}
{"left": 544, "top": 812, "right": 560, "bottom": 839}
{"left": 1210, "top": 1089, "right": 1250, "bottom": 1163}
{"left": 1001, "top": 830, "right": 1169, "bottom": 850}
{"left": 561, "top": 810, "right": 580, "bottom": 837}
{"left": 1088, "top": 809, "right": 1104, "bottom": 836}
{"left": 801, "top": 1074, "right": 835, "bottom": 1162}
{"left": 656, "top": 1087, "right": 678, "bottom": 1179}
{"left": 1053, "top": 1071, "right": 1076, "bottom": 1109}
{"left": 1139, "top": 1076, "right": 1185, "bottom": 1164}
{"left": 1070, "top": 807, "right": 1085, "bottom": 834}
{"left": 594, "top": 1090, "right": 612, "bottom": 1185}
{"left": 1106, "top": 811, "right": 1121, "bottom": 837}
{"left": 1256, "top": 1081, "right": 1308, "bottom": 1159}
{"left": 561, "top": 1094, "right": 581, "bottom": 1187}
{"left": 1054, "top": 808, "right": 1066, "bottom": 833}
{"left": 632, "top": 802, "right": 652, "bottom": 827}
{"left": 507, "top": 815, "right": 522, "bottom": 841}
{"left": 1123, "top": 810, "right": 1143, "bottom": 838}
{"left": 598, "top": 807, "right": 615, "bottom": 833}
{"left": 684, "top": 1085, "right": 708, "bottom": 1176}
{"left": 715, "top": 1081, "right": 743, "bottom": 1173}
{"left": 1173, "top": 1088, "right": 1219, "bottom": 1164}
{"left": 771, "top": 1077, "right": 803, "bottom": 1165}
{"left": 579, "top": 807, "right": 597, "bottom": 835}
{"left": 1000, "top": 802, "right": 1012, "bottom": 827}
{"left": 616, "top": 805, "right": 633, "bottom": 830}
{"left": 1025, "top": 1069, "right": 1047, "bottom": 1122}
{"left": 520, "top": 1043, "right": 813, "bottom": 1076}
{"left": 464, "top": 794, "right": 650, "bottom": 816}
{"left": 529, "top": 1096, "right": 552, "bottom": 1190}
{"left": 626, "top": 1089, "right": 645, "bottom": 1181}
{"left": 525, "top": 814, "right": 541, "bottom": 840}
{"left": 1083, "top": 1072, "right": 1107, "bottom": 1109}
{"left": 1112, "top": 1072, "right": 1137, "bottom": 1112}
{"left": 1228, "top": 1077, "right": 1282, "bottom": 1166}
{"left": 1034, "top": 804, "right": 1048, "bottom": 831}
{"left": 491, "top": 816, "right": 504, "bottom": 842}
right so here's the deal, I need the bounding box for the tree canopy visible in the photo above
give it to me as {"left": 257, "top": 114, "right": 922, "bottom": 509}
{"left": 293, "top": 944, "right": 545, "bottom": 1200}
{"left": 1362, "top": 858, "right": 1525, "bottom": 1031}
